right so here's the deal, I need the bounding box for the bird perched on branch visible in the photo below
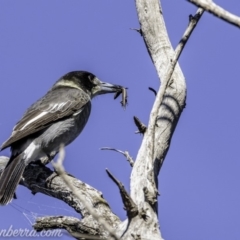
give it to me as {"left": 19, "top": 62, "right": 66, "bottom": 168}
{"left": 0, "top": 71, "right": 123, "bottom": 205}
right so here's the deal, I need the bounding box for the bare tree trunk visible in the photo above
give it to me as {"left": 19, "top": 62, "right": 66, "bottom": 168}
{"left": 123, "top": 0, "right": 187, "bottom": 239}
{"left": 3, "top": 1, "right": 206, "bottom": 239}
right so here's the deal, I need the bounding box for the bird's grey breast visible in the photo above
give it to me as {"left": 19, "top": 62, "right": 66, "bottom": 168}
{"left": 38, "top": 101, "right": 91, "bottom": 152}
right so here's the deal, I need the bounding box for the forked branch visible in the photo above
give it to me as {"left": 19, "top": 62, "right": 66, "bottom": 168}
{"left": 188, "top": 0, "right": 240, "bottom": 28}
{"left": 52, "top": 146, "right": 119, "bottom": 240}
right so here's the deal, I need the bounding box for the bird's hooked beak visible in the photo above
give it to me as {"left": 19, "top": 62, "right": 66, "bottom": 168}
{"left": 92, "top": 80, "right": 123, "bottom": 97}
{"left": 99, "top": 81, "right": 123, "bottom": 94}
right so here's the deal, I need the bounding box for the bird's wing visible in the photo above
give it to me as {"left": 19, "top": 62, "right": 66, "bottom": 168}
{"left": 1, "top": 87, "right": 90, "bottom": 150}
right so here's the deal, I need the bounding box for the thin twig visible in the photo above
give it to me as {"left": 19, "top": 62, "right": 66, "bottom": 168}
{"left": 133, "top": 116, "right": 147, "bottom": 134}
{"left": 100, "top": 147, "right": 134, "bottom": 167}
{"left": 106, "top": 169, "right": 138, "bottom": 219}
{"left": 52, "top": 145, "right": 119, "bottom": 240}
{"left": 187, "top": 0, "right": 240, "bottom": 28}
{"left": 148, "top": 87, "right": 157, "bottom": 96}
{"left": 130, "top": 28, "right": 143, "bottom": 35}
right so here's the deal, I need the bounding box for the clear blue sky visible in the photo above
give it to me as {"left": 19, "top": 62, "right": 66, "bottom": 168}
{"left": 0, "top": 1, "right": 240, "bottom": 239}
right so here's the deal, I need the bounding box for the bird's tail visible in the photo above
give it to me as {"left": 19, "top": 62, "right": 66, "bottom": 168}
{"left": 0, "top": 153, "right": 25, "bottom": 205}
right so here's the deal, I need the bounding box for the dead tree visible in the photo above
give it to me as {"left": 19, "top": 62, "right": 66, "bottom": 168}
{"left": 5, "top": 0, "right": 239, "bottom": 239}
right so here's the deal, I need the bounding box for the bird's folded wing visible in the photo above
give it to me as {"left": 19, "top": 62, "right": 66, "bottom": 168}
{"left": 1, "top": 88, "right": 90, "bottom": 150}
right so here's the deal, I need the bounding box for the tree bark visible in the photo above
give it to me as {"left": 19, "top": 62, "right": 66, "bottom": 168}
{"left": 3, "top": 1, "right": 205, "bottom": 239}
{"left": 188, "top": 0, "right": 240, "bottom": 28}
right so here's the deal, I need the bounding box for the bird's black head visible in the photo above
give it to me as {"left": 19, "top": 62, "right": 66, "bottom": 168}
{"left": 53, "top": 71, "right": 122, "bottom": 98}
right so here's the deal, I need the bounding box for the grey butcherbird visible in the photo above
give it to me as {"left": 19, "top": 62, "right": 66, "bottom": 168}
{"left": 0, "top": 71, "right": 123, "bottom": 205}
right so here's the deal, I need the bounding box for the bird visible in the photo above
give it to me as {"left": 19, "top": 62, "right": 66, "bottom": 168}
{"left": 0, "top": 70, "right": 123, "bottom": 205}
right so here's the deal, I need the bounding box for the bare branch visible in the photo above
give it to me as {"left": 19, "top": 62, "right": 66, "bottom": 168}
{"left": 133, "top": 116, "right": 147, "bottom": 134}
{"left": 18, "top": 156, "right": 120, "bottom": 237}
{"left": 106, "top": 169, "right": 138, "bottom": 219}
{"left": 34, "top": 216, "right": 102, "bottom": 240}
{"left": 100, "top": 147, "right": 134, "bottom": 167}
{"left": 188, "top": 0, "right": 240, "bottom": 28}
{"left": 176, "top": 8, "right": 204, "bottom": 60}
{"left": 22, "top": 162, "right": 118, "bottom": 217}
{"left": 52, "top": 146, "right": 119, "bottom": 240}
{"left": 148, "top": 87, "right": 157, "bottom": 96}
{"left": 130, "top": 28, "right": 143, "bottom": 35}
